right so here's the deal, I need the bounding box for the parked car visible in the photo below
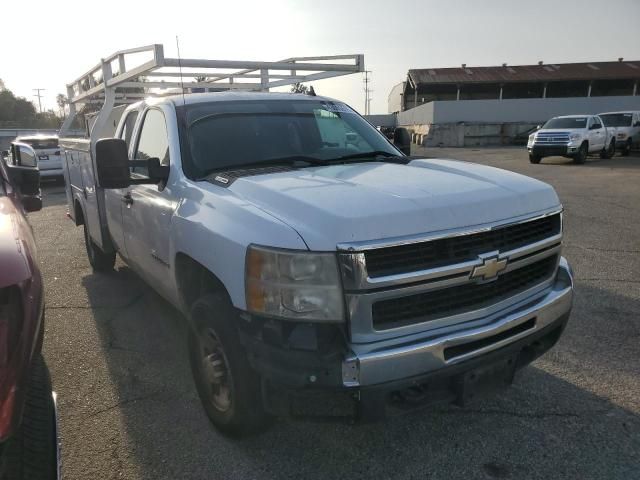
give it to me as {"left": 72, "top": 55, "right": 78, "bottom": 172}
{"left": 13, "top": 136, "right": 64, "bottom": 181}
{"left": 598, "top": 111, "right": 640, "bottom": 156}
{"left": 527, "top": 115, "right": 616, "bottom": 164}
{"left": 0, "top": 144, "right": 59, "bottom": 479}
{"left": 62, "top": 91, "right": 574, "bottom": 434}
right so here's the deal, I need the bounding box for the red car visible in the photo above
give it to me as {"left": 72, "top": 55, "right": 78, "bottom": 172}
{"left": 0, "top": 143, "right": 58, "bottom": 479}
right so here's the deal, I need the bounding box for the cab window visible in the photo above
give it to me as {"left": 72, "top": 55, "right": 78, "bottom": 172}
{"left": 133, "top": 109, "right": 170, "bottom": 177}
{"left": 119, "top": 111, "right": 139, "bottom": 149}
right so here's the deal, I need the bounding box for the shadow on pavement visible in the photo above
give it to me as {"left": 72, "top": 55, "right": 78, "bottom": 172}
{"left": 79, "top": 265, "right": 640, "bottom": 480}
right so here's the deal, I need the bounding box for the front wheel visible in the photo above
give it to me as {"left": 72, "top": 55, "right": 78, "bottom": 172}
{"left": 0, "top": 355, "right": 57, "bottom": 480}
{"left": 573, "top": 143, "right": 588, "bottom": 164}
{"left": 83, "top": 223, "right": 115, "bottom": 272}
{"left": 529, "top": 154, "right": 541, "bottom": 164}
{"left": 600, "top": 139, "right": 615, "bottom": 159}
{"left": 188, "top": 293, "right": 270, "bottom": 435}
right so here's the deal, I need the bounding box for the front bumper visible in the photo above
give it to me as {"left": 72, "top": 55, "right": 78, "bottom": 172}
{"left": 244, "top": 258, "right": 574, "bottom": 419}
{"left": 529, "top": 144, "right": 579, "bottom": 157}
{"left": 345, "top": 257, "right": 572, "bottom": 387}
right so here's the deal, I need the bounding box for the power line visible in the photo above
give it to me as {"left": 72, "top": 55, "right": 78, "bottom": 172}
{"left": 363, "top": 71, "right": 372, "bottom": 115}
{"left": 33, "top": 88, "right": 46, "bottom": 113}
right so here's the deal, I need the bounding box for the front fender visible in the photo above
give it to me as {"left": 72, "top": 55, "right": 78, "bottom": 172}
{"left": 171, "top": 183, "right": 308, "bottom": 311}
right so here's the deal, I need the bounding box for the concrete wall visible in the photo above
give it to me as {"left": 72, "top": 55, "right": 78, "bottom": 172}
{"left": 363, "top": 114, "right": 397, "bottom": 127}
{"left": 399, "top": 95, "right": 640, "bottom": 125}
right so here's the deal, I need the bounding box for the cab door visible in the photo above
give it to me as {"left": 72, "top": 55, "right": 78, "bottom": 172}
{"left": 121, "top": 107, "right": 178, "bottom": 298}
{"left": 588, "top": 116, "right": 605, "bottom": 151}
{"left": 104, "top": 109, "right": 140, "bottom": 255}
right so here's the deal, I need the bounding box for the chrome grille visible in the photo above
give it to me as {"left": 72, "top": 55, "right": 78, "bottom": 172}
{"left": 338, "top": 209, "right": 563, "bottom": 343}
{"left": 534, "top": 132, "right": 570, "bottom": 144}
{"left": 372, "top": 255, "right": 558, "bottom": 330}
{"left": 365, "top": 214, "right": 560, "bottom": 278}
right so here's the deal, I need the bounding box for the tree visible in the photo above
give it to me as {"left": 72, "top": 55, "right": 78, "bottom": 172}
{"left": 0, "top": 84, "right": 61, "bottom": 128}
{"left": 0, "top": 78, "right": 5, "bottom": 91}
{"left": 291, "top": 82, "right": 308, "bottom": 94}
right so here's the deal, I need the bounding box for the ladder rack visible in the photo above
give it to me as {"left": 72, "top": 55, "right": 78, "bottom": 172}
{"left": 60, "top": 44, "right": 364, "bottom": 135}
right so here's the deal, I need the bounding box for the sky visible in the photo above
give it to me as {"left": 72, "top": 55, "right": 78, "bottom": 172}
{"left": 1, "top": 0, "right": 639, "bottom": 115}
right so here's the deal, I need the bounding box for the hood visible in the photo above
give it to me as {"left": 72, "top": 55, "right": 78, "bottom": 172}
{"left": 0, "top": 198, "right": 32, "bottom": 288}
{"left": 227, "top": 159, "right": 560, "bottom": 250}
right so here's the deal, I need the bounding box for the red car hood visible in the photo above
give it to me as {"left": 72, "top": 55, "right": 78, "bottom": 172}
{"left": 0, "top": 198, "right": 32, "bottom": 288}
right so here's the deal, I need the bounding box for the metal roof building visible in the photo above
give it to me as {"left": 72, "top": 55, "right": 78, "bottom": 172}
{"left": 392, "top": 59, "right": 640, "bottom": 113}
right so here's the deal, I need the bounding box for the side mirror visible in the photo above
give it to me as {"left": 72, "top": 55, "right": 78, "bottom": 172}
{"left": 1, "top": 150, "right": 8, "bottom": 159}
{"left": 95, "top": 138, "right": 131, "bottom": 188}
{"left": 634, "top": 121, "right": 640, "bottom": 127}
{"left": 536, "top": 125, "right": 542, "bottom": 130}
{"left": 589, "top": 124, "right": 599, "bottom": 130}
{"left": 5, "top": 164, "right": 40, "bottom": 196}
{"left": 21, "top": 195, "right": 42, "bottom": 213}
{"left": 393, "top": 127, "right": 412, "bottom": 155}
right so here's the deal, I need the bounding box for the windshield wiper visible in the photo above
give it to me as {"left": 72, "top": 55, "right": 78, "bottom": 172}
{"left": 330, "top": 151, "right": 408, "bottom": 164}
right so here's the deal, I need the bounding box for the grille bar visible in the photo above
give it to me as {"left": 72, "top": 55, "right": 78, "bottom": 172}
{"left": 364, "top": 213, "right": 560, "bottom": 278}
{"left": 372, "top": 255, "right": 558, "bottom": 330}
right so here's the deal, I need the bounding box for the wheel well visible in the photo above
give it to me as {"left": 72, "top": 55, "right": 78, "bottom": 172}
{"left": 74, "top": 200, "right": 84, "bottom": 226}
{"left": 175, "top": 253, "right": 230, "bottom": 311}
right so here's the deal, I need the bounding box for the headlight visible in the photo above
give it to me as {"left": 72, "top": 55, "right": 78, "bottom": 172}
{"left": 528, "top": 133, "right": 536, "bottom": 141}
{"left": 245, "top": 245, "right": 344, "bottom": 322}
{"left": 569, "top": 133, "right": 582, "bottom": 142}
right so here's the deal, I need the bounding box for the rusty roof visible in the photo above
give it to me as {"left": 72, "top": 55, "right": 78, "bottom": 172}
{"left": 408, "top": 61, "right": 640, "bottom": 86}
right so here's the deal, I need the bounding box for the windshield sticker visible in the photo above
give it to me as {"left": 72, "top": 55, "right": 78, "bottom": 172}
{"left": 322, "top": 102, "right": 355, "bottom": 114}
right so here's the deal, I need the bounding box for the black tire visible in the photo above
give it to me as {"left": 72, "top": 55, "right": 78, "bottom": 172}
{"left": 529, "top": 154, "right": 541, "bottom": 164}
{"left": 82, "top": 222, "right": 115, "bottom": 272}
{"left": 188, "top": 293, "right": 270, "bottom": 435}
{"left": 621, "top": 140, "right": 631, "bottom": 156}
{"left": 573, "top": 142, "right": 588, "bottom": 164}
{"left": 600, "top": 139, "right": 615, "bottom": 159}
{"left": 1, "top": 355, "right": 57, "bottom": 480}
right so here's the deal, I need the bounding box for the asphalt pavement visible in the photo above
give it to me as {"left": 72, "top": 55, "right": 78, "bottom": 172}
{"left": 33, "top": 147, "right": 639, "bottom": 479}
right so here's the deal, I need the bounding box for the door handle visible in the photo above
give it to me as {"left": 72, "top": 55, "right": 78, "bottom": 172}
{"left": 122, "top": 193, "right": 133, "bottom": 206}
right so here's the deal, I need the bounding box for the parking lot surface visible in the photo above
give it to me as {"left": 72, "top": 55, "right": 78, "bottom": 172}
{"left": 34, "top": 147, "right": 639, "bottom": 479}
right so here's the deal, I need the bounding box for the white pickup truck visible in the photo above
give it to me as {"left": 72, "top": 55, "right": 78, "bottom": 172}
{"left": 527, "top": 114, "right": 616, "bottom": 164}
{"left": 598, "top": 111, "right": 640, "bottom": 156}
{"left": 60, "top": 46, "right": 574, "bottom": 434}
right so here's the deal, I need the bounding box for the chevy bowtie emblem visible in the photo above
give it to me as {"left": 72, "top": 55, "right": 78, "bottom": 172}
{"left": 470, "top": 256, "right": 508, "bottom": 281}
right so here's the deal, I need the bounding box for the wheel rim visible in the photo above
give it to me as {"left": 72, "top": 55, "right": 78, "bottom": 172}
{"left": 198, "top": 327, "right": 233, "bottom": 413}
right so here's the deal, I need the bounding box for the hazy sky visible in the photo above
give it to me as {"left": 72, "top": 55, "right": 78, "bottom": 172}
{"left": 1, "top": 0, "right": 639, "bottom": 114}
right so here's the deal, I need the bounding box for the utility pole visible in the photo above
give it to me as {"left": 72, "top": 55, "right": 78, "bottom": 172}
{"left": 33, "top": 88, "right": 46, "bottom": 113}
{"left": 363, "top": 71, "right": 372, "bottom": 115}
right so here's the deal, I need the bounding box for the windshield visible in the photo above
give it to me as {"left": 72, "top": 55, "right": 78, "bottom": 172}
{"left": 542, "top": 117, "right": 587, "bottom": 129}
{"left": 19, "top": 138, "right": 59, "bottom": 149}
{"left": 183, "top": 99, "right": 399, "bottom": 177}
{"left": 600, "top": 113, "right": 633, "bottom": 127}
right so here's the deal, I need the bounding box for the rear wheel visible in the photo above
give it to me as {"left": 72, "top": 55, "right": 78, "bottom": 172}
{"left": 573, "top": 142, "right": 588, "bottom": 164}
{"left": 1, "top": 355, "right": 57, "bottom": 480}
{"left": 621, "top": 139, "right": 631, "bottom": 156}
{"left": 82, "top": 222, "right": 115, "bottom": 272}
{"left": 600, "top": 139, "right": 615, "bottom": 159}
{"left": 528, "top": 154, "right": 541, "bottom": 164}
{"left": 188, "top": 293, "right": 270, "bottom": 435}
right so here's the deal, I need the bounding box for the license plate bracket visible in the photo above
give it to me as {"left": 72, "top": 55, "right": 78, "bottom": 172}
{"left": 453, "top": 354, "right": 517, "bottom": 407}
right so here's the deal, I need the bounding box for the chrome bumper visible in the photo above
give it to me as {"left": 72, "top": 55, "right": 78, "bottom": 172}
{"left": 342, "top": 257, "right": 573, "bottom": 387}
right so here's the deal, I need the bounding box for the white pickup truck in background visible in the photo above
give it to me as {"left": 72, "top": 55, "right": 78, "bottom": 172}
{"left": 598, "top": 111, "right": 640, "bottom": 156}
{"left": 527, "top": 114, "right": 616, "bottom": 164}
{"left": 59, "top": 45, "right": 574, "bottom": 434}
